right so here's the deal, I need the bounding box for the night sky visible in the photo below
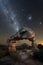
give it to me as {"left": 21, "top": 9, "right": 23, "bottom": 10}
{"left": 0, "top": 0, "right": 43, "bottom": 45}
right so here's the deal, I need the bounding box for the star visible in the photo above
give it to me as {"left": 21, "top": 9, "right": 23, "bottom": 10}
{"left": 28, "top": 16, "right": 32, "bottom": 20}
{"left": 14, "top": 22, "right": 17, "bottom": 25}
{"left": 16, "top": 26, "right": 19, "bottom": 32}
{"left": 40, "top": 22, "right": 42, "bottom": 25}
{"left": 21, "top": 9, "right": 24, "bottom": 12}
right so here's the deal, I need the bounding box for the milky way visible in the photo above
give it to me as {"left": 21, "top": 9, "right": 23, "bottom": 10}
{"left": 0, "top": 0, "right": 43, "bottom": 42}
{"left": 0, "top": 0, "right": 20, "bottom": 34}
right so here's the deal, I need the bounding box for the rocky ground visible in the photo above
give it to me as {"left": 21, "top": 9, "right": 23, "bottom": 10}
{"left": 0, "top": 54, "right": 43, "bottom": 65}
{"left": 0, "top": 44, "right": 43, "bottom": 65}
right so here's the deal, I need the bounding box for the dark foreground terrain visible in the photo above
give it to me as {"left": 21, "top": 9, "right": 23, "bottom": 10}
{"left": 0, "top": 45, "right": 43, "bottom": 65}
{"left": 0, "top": 55, "right": 43, "bottom": 65}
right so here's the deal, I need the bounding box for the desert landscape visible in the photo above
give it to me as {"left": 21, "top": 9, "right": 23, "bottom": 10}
{"left": 0, "top": 44, "right": 43, "bottom": 65}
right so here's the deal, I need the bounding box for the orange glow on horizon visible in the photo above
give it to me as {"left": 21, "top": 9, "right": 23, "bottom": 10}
{"left": 36, "top": 40, "right": 43, "bottom": 45}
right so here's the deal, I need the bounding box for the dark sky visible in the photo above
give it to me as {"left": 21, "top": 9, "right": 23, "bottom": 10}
{"left": 0, "top": 0, "right": 43, "bottom": 44}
